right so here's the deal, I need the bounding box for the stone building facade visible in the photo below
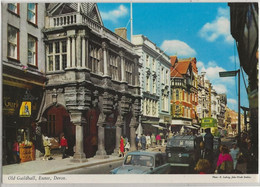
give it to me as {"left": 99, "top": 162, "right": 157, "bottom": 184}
{"left": 37, "top": 3, "right": 141, "bottom": 162}
{"left": 2, "top": 3, "right": 46, "bottom": 164}
{"left": 132, "top": 35, "right": 171, "bottom": 135}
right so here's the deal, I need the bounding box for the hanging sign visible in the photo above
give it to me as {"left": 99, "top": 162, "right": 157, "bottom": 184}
{"left": 19, "top": 101, "right": 31, "bottom": 117}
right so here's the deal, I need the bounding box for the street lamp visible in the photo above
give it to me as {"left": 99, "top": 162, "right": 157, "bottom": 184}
{"left": 219, "top": 69, "right": 240, "bottom": 146}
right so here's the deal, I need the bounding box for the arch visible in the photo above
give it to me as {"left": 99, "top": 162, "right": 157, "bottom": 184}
{"left": 41, "top": 103, "right": 75, "bottom": 156}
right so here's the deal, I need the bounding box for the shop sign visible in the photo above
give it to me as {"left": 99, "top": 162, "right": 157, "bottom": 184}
{"left": 19, "top": 101, "right": 31, "bottom": 117}
{"left": 3, "top": 97, "right": 19, "bottom": 115}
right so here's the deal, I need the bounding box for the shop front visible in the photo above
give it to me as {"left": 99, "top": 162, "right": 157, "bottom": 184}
{"left": 3, "top": 84, "right": 43, "bottom": 165}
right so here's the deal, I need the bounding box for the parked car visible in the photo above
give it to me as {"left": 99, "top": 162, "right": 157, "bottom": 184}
{"left": 166, "top": 135, "right": 203, "bottom": 173}
{"left": 110, "top": 151, "right": 171, "bottom": 174}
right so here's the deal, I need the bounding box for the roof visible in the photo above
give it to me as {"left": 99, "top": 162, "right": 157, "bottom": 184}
{"left": 178, "top": 58, "right": 198, "bottom": 74}
{"left": 170, "top": 61, "right": 190, "bottom": 78}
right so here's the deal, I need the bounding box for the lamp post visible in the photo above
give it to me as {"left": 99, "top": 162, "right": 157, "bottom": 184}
{"left": 219, "top": 69, "right": 240, "bottom": 146}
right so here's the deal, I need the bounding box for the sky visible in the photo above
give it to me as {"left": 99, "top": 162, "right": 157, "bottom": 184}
{"left": 97, "top": 2, "right": 249, "bottom": 112}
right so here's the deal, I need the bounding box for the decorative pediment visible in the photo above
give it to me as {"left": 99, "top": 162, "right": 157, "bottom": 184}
{"left": 47, "top": 3, "right": 103, "bottom": 26}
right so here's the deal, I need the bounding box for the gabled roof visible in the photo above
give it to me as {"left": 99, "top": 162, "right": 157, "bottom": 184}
{"left": 178, "top": 57, "right": 198, "bottom": 74}
{"left": 171, "top": 60, "right": 191, "bottom": 78}
{"left": 47, "top": 3, "right": 103, "bottom": 26}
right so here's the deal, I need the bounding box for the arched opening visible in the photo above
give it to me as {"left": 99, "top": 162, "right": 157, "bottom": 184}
{"left": 41, "top": 105, "right": 75, "bottom": 156}
{"left": 84, "top": 109, "right": 99, "bottom": 158}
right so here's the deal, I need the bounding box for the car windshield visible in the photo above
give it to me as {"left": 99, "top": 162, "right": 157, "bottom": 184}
{"left": 124, "top": 155, "right": 154, "bottom": 167}
{"left": 167, "top": 139, "right": 194, "bottom": 148}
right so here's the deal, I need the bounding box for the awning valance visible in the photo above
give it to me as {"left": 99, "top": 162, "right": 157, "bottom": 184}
{"left": 152, "top": 124, "right": 167, "bottom": 129}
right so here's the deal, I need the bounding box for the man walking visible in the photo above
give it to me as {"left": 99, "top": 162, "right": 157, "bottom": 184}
{"left": 204, "top": 128, "right": 214, "bottom": 164}
{"left": 140, "top": 134, "right": 146, "bottom": 150}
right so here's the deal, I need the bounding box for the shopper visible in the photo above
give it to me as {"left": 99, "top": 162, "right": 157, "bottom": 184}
{"left": 204, "top": 128, "right": 214, "bottom": 163}
{"left": 194, "top": 159, "right": 211, "bottom": 174}
{"left": 230, "top": 142, "right": 240, "bottom": 170}
{"left": 119, "top": 136, "right": 125, "bottom": 157}
{"left": 12, "top": 140, "right": 20, "bottom": 163}
{"left": 60, "top": 135, "right": 68, "bottom": 159}
{"left": 215, "top": 145, "right": 233, "bottom": 174}
{"left": 43, "top": 135, "right": 52, "bottom": 160}
{"left": 156, "top": 134, "right": 161, "bottom": 145}
{"left": 146, "top": 134, "right": 151, "bottom": 149}
{"left": 151, "top": 134, "right": 156, "bottom": 148}
{"left": 140, "top": 134, "right": 146, "bottom": 150}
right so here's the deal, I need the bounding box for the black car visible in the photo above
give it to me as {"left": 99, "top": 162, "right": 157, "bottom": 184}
{"left": 166, "top": 135, "right": 203, "bottom": 173}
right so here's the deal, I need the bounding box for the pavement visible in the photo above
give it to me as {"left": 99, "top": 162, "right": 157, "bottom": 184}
{"left": 2, "top": 145, "right": 165, "bottom": 175}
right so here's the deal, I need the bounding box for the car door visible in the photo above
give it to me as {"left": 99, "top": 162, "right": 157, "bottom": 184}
{"left": 153, "top": 154, "right": 170, "bottom": 174}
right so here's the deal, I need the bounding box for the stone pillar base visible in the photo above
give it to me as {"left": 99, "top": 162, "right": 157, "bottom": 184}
{"left": 112, "top": 148, "right": 120, "bottom": 156}
{"left": 94, "top": 150, "right": 109, "bottom": 159}
{"left": 71, "top": 153, "right": 87, "bottom": 163}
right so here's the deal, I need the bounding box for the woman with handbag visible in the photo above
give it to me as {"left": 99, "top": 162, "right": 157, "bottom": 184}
{"left": 215, "top": 145, "right": 233, "bottom": 174}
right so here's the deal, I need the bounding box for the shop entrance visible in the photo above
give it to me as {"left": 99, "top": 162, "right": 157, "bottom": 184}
{"left": 42, "top": 105, "right": 75, "bottom": 155}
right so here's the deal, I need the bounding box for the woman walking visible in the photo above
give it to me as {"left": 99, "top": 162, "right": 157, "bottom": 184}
{"left": 215, "top": 145, "right": 233, "bottom": 174}
{"left": 60, "top": 135, "right": 68, "bottom": 159}
{"left": 119, "top": 136, "right": 125, "bottom": 157}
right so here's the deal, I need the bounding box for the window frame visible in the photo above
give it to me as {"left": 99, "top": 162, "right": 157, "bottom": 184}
{"left": 27, "top": 3, "right": 38, "bottom": 25}
{"left": 47, "top": 40, "right": 67, "bottom": 72}
{"left": 8, "top": 3, "right": 20, "bottom": 15}
{"left": 7, "top": 24, "right": 19, "bottom": 61}
{"left": 27, "top": 34, "right": 38, "bottom": 67}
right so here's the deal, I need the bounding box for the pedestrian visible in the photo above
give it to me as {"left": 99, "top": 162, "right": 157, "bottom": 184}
{"left": 230, "top": 142, "right": 240, "bottom": 170}
{"left": 194, "top": 159, "right": 211, "bottom": 174}
{"left": 140, "top": 134, "right": 146, "bottom": 150}
{"left": 160, "top": 133, "right": 165, "bottom": 146}
{"left": 151, "top": 134, "right": 156, "bottom": 148}
{"left": 198, "top": 141, "right": 206, "bottom": 159}
{"left": 146, "top": 134, "right": 151, "bottom": 149}
{"left": 60, "top": 135, "right": 68, "bottom": 159}
{"left": 43, "top": 135, "right": 52, "bottom": 160}
{"left": 156, "top": 134, "right": 161, "bottom": 145}
{"left": 135, "top": 135, "right": 140, "bottom": 150}
{"left": 215, "top": 145, "right": 233, "bottom": 174}
{"left": 119, "top": 136, "right": 125, "bottom": 157}
{"left": 204, "top": 128, "right": 214, "bottom": 164}
{"left": 168, "top": 131, "right": 173, "bottom": 139}
{"left": 125, "top": 141, "right": 130, "bottom": 153}
{"left": 12, "top": 140, "right": 20, "bottom": 163}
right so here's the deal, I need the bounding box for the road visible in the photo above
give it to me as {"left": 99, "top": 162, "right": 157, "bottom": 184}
{"left": 59, "top": 159, "right": 123, "bottom": 174}
{"left": 57, "top": 138, "right": 245, "bottom": 174}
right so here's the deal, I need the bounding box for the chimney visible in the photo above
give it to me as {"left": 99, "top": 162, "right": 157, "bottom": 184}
{"left": 115, "top": 28, "right": 127, "bottom": 40}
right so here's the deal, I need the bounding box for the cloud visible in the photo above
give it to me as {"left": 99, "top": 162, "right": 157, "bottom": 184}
{"left": 199, "top": 7, "right": 233, "bottom": 44}
{"left": 100, "top": 5, "right": 128, "bottom": 23}
{"left": 212, "top": 84, "right": 227, "bottom": 94}
{"left": 160, "top": 40, "right": 196, "bottom": 57}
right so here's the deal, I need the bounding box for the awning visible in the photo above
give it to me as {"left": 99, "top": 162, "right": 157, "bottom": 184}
{"left": 193, "top": 124, "right": 201, "bottom": 128}
{"left": 142, "top": 121, "right": 159, "bottom": 125}
{"left": 152, "top": 124, "right": 167, "bottom": 129}
{"left": 185, "top": 125, "right": 197, "bottom": 129}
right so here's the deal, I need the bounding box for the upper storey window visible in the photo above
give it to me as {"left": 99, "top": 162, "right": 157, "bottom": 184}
{"left": 8, "top": 3, "right": 19, "bottom": 15}
{"left": 47, "top": 41, "right": 67, "bottom": 72}
{"left": 27, "top": 3, "right": 37, "bottom": 25}
{"left": 7, "top": 25, "right": 19, "bottom": 60}
{"left": 28, "top": 35, "right": 37, "bottom": 66}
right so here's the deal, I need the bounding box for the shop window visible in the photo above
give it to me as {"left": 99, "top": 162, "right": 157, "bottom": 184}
{"left": 47, "top": 115, "right": 56, "bottom": 136}
{"left": 8, "top": 3, "right": 19, "bottom": 15}
{"left": 28, "top": 35, "right": 37, "bottom": 66}
{"left": 27, "top": 3, "right": 37, "bottom": 25}
{"left": 109, "top": 55, "right": 119, "bottom": 81}
{"left": 7, "top": 25, "right": 19, "bottom": 60}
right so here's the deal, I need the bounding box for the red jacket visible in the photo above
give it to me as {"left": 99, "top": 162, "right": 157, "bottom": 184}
{"left": 60, "top": 138, "right": 68, "bottom": 147}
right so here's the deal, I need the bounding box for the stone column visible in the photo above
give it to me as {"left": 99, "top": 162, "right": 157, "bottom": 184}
{"left": 71, "top": 36, "right": 76, "bottom": 68}
{"left": 102, "top": 42, "right": 108, "bottom": 76}
{"left": 67, "top": 37, "right": 71, "bottom": 68}
{"left": 76, "top": 34, "right": 81, "bottom": 67}
{"left": 70, "top": 111, "right": 87, "bottom": 163}
{"left": 120, "top": 51, "right": 126, "bottom": 82}
{"left": 129, "top": 117, "right": 137, "bottom": 151}
{"left": 95, "top": 114, "right": 109, "bottom": 159}
{"left": 82, "top": 36, "right": 86, "bottom": 68}
{"left": 85, "top": 37, "right": 89, "bottom": 69}
{"left": 112, "top": 116, "right": 123, "bottom": 156}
